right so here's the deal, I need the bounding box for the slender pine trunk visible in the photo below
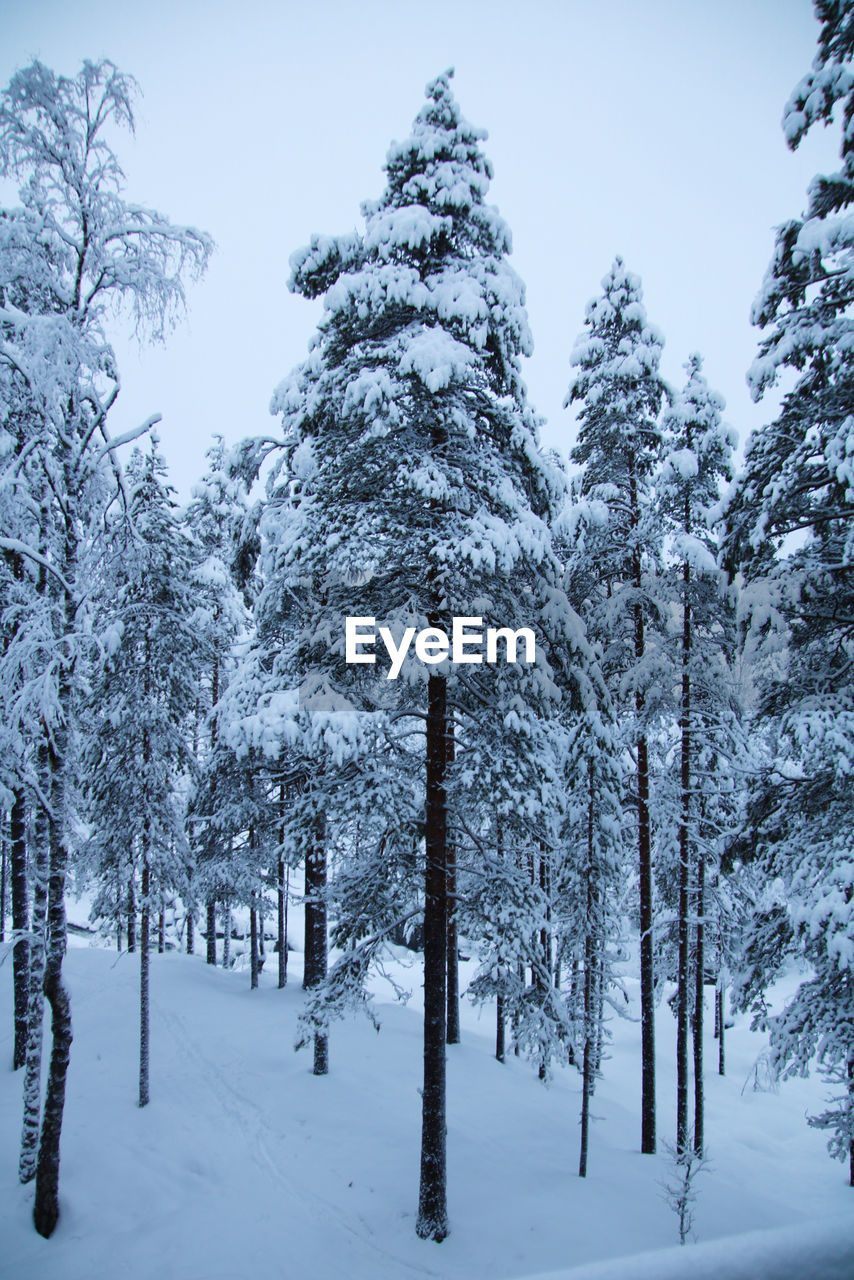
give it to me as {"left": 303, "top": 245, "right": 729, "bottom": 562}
{"left": 676, "top": 557, "right": 691, "bottom": 1157}
{"left": 496, "top": 994, "right": 505, "bottom": 1063}
{"left": 250, "top": 904, "right": 259, "bottom": 990}
{"left": 186, "top": 909, "right": 194, "bottom": 956}
{"left": 127, "top": 879, "right": 136, "bottom": 953}
{"left": 717, "top": 981, "right": 726, "bottom": 1076}
{"left": 446, "top": 727, "right": 460, "bottom": 1045}
{"left": 223, "top": 901, "right": 231, "bottom": 969}
{"left": 11, "top": 791, "right": 29, "bottom": 1070}
{"left": 629, "top": 465, "right": 656, "bottom": 1155}
{"left": 158, "top": 898, "right": 165, "bottom": 954}
{"left": 0, "top": 818, "right": 6, "bottom": 943}
{"left": 206, "top": 898, "right": 216, "bottom": 965}
{"left": 693, "top": 851, "right": 705, "bottom": 1158}
{"left": 139, "top": 857, "right": 150, "bottom": 1108}
{"left": 416, "top": 671, "right": 449, "bottom": 1241}
{"left": 304, "top": 808, "right": 328, "bottom": 1074}
{"left": 579, "top": 773, "right": 597, "bottom": 1178}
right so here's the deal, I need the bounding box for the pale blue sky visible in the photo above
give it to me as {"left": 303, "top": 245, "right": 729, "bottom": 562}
{"left": 0, "top": 0, "right": 836, "bottom": 494}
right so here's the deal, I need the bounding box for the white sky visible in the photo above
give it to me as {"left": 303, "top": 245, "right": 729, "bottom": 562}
{"left": 0, "top": 0, "right": 839, "bottom": 496}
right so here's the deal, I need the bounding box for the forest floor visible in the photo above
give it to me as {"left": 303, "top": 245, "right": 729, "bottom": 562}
{"left": 1, "top": 923, "right": 852, "bottom": 1280}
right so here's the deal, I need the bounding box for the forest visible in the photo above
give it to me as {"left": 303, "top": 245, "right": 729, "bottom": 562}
{"left": 1, "top": 3, "right": 853, "bottom": 1277}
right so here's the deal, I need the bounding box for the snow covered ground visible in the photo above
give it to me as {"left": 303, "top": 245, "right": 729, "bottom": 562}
{"left": 1, "top": 929, "right": 852, "bottom": 1280}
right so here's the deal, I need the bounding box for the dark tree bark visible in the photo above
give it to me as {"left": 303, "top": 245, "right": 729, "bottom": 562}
{"left": 127, "top": 879, "right": 136, "bottom": 954}
{"left": 693, "top": 851, "right": 705, "bottom": 1158}
{"left": 304, "top": 808, "right": 328, "bottom": 1075}
{"left": 11, "top": 791, "right": 29, "bottom": 1070}
{"left": 634, "top": 538, "right": 655, "bottom": 1155}
{"left": 139, "top": 857, "right": 150, "bottom": 1108}
{"left": 223, "top": 901, "right": 231, "bottom": 969}
{"left": 0, "top": 818, "right": 6, "bottom": 944}
{"left": 416, "top": 671, "right": 449, "bottom": 1241}
{"left": 496, "top": 994, "right": 505, "bottom": 1064}
{"left": 250, "top": 904, "right": 259, "bottom": 991}
{"left": 19, "top": 746, "right": 49, "bottom": 1184}
{"left": 579, "top": 777, "right": 597, "bottom": 1178}
{"left": 446, "top": 727, "right": 460, "bottom": 1046}
{"left": 717, "top": 981, "right": 726, "bottom": 1076}
{"left": 676, "top": 556, "right": 692, "bottom": 1157}
{"left": 278, "top": 782, "right": 288, "bottom": 989}
{"left": 33, "top": 500, "right": 76, "bottom": 1238}
{"left": 186, "top": 909, "right": 194, "bottom": 956}
{"left": 158, "top": 899, "right": 165, "bottom": 954}
{"left": 206, "top": 898, "right": 216, "bottom": 965}
{"left": 33, "top": 738, "right": 73, "bottom": 1237}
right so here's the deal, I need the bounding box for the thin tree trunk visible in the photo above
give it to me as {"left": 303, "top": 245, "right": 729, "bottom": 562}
{"left": 139, "top": 858, "right": 150, "bottom": 1108}
{"left": 446, "top": 726, "right": 460, "bottom": 1046}
{"left": 848, "top": 1059, "right": 854, "bottom": 1188}
{"left": 717, "top": 982, "right": 726, "bottom": 1076}
{"left": 223, "top": 902, "right": 231, "bottom": 969}
{"left": 19, "top": 747, "right": 50, "bottom": 1183}
{"left": 693, "top": 851, "right": 705, "bottom": 1158}
{"left": 33, "top": 734, "right": 73, "bottom": 1236}
{"left": 630, "top": 465, "right": 656, "bottom": 1156}
{"left": 579, "top": 775, "right": 597, "bottom": 1178}
{"left": 206, "top": 898, "right": 216, "bottom": 965}
{"left": 11, "top": 791, "right": 29, "bottom": 1070}
{"left": 416, "top": 671, "right": 449, "bottom": 1241}
{"left": 676, "top": 557, "right": 691, "bottom": 1157}
{"left": 186, "top": 909, "right": 194, "bottom": 956}
{"left": 127, "top": 879, "right": 136, "bottom": 954}
{"left": 0, "top": 816, "right": 6, "bottom": 943}
{"left": 33, "top": 493, "right": 76, "bottom": 1239}
{"left": 304, "top": 808, "right": 328, "bottom": 1074}
{"left": 250, "top": 904, "right": 259, "bottom": 990}
{"left": 158, "top": 898, "right": 165, "bottom": 954}
{"left": 496, "top": 993, "right": 505, "bottom": 1063}
{"left": 538, "top": 849, "right": 551, "bottom": 1081}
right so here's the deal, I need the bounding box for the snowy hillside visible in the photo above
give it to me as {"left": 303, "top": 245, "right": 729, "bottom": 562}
{"left": 1, "top": 935, "right": 851, "bottom": 1280}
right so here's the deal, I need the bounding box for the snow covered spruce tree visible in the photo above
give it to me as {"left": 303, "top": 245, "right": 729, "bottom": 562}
{"left": 725, "top": 0, "right": 854, "bottom": 1183}
{"left": 657, "top": 353, "right": 738, "bottom": 1159}
{"left": 0, "top": 59, "right": 210, "bottom": 1234}
{"left": 83, "top": 438, "right": 199, "bottom": 1106}
{"left": 184, "top": 437, "right": 251, "bottom": 963}
{"left": 564, "top": 258, "right": 668, "bottom": 1154}
{"left": 244, "top": 70, "right": 566, "bottom": 1240}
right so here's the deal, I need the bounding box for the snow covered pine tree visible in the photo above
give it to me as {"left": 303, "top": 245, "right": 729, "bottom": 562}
{"left": 565, "top": 258, "right": 668, "bottom": 1154}
{"left": 726, "top": 0, "right": 854, "bottom": 1184}
{"left": 251, "top": 70, "right": 566, "bottom": 1240}
{"left": 0, "top": 59, "right": 210, "bottom": 1235}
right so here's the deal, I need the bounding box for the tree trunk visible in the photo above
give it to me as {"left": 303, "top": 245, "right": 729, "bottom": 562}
{"left": 223, "top": 902, "right": 231, "bottom": 969}
{"left": 186, "top": 909, "right": 194, "bottom": 956}
{"left": 676, "top": 557, "right": 691, "bottom": 1157}
{"left": 139, "top": 858, "right": 150, "bottom": 1108}
{"left": 250, "top": 904, "right": 259, "bottom": 990}
{"left": 579, "top": 781, "right": 596, "bottom": 1178}
{"left": 630, "top": 467, "right": 656, "bottom": 1156}
{"left": 496, "top": 993, "right": 505, "bottom": 1063}
{"left": 304, "top": 808, "right": 328, "bottom": 1074}
{"left": 206, "top": 898, "right": 216, "bottom": 965}
{"left": 717, "top": 981, "right": 726, "bottom": 1076}
{"left": 446, "top": 727, "right": 460, "bottom": 1046}
{"left": 0, "top": 818, "right": 6, "bottom": 943}
{"left": 416, "top": 671, "right": 449, "bottom": 1241}
{"left": 11, "top": 791, "right": 29, "bottom": 1070}
{"left": 693, "top": 852, "right": 705, "bottom": 1158}
{"left": 19, "top": 746, "right": 50, "bottom": 1183}
{"left": 33, "top": 501, "right": 76, "bottom": 1239}
{"left": 127, "top": 879, "right": 136, "bottom": 954}
{"left": 158, "top": 898, "right": 165, "bottom": 954}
